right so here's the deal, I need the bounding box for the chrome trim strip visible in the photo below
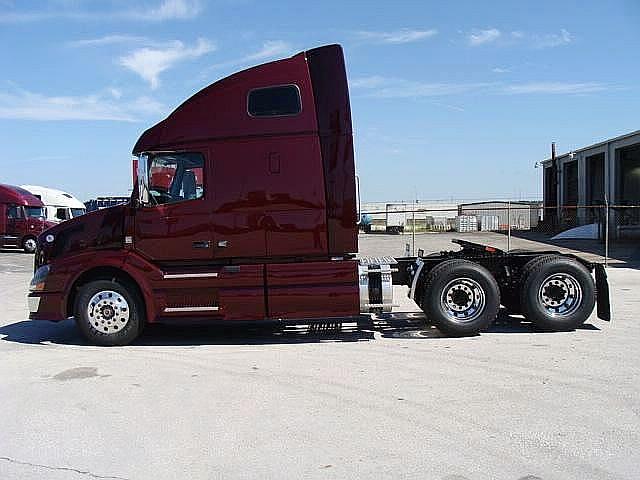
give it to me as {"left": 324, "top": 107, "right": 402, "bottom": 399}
{"left": 162, "top": 272, "right": 219, "bottom": 279}
{"left": 163, "top": 306, "right": 220, "bottom": 313}
{"left": 409, "top": 258, "right": 425, "bottom": 301}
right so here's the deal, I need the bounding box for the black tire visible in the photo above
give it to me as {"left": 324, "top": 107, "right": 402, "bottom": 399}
{"left": 502, "top": 255, "right": 561, "bottom": 314}
{"left": 421, "top": 259, "right": 501, "bottom": 336}
{"left": 22, "top": 236, "right": 37, "bottom": 253}
{"left": 74, "top": 279, "right": 144, "bottom": 346}
{"left": 520, "top": 256, "right": 595, "bottom": 331}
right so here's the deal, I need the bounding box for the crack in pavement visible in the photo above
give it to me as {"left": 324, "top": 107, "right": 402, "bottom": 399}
{"left": 0, "top": 456, "right": 128, "bottom": 480}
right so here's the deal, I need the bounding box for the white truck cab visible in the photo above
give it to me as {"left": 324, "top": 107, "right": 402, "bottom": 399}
{"left": 20, "top": 185, "right": 86, "bottom": 223}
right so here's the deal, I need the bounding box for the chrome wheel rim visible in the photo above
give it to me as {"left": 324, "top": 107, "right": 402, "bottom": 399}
{"left": 440, "top": 277, "right": 486, "bottom": 324}
{"left": 87, "top": 290, "right": 130, "bottom": 334}
{"left": 24, "top": 238, "right": 36, "bottom": 252}
{"left": 538, "top": 273, "right": 582, "bottom": 317}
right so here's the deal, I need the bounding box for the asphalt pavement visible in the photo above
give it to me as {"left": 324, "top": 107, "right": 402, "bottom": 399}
{"left": 0, "top": 245, "right": 638, "bottom": 480}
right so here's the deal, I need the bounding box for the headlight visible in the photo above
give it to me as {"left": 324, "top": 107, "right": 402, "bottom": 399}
{"left": 29, "top": 265, "right": 50, "bottom": 292}
{"left": 45, "top": 234, "right": 55, "bottom": 243}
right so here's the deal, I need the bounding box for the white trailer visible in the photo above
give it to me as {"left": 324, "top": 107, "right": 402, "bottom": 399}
{"left": 385, "top": 203, "right": 406, "bottom": 234}
{"left": 20, "top": 185, "right": 86, "bottom": 223}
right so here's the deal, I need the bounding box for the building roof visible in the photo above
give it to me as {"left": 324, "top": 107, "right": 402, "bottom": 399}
{"left": 459, "top": 200, "right": 540, "bottom": 207}
{"left": 540, "top": 129, "right": 640, "bottom": 166}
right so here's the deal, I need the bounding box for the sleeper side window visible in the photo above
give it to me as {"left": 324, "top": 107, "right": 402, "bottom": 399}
{"left": 147, "top": 152, "right": 205, "bottom": 205}
{"left": 248, "top": 85, "right": 301, "bottom": 117}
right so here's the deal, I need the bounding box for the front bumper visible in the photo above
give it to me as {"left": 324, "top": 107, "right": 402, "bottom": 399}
{"left": 28, "top": 292, "right": 66, "bottom": 321}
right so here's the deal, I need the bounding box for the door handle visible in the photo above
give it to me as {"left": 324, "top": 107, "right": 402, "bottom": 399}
{"left": 192, "top": 240, "right": 211, "bottom": 249}
{"left": 217, "top": 240, "right": 229, "bottom": 248}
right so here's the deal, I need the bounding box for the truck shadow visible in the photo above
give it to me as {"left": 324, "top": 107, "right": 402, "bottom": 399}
{"left": 0, "top": 309, "right": 599, "bottom": 347}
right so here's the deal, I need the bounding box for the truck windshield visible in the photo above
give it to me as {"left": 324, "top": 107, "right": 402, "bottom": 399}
{"left": 25, "top": 206, "right": 44, "bottom": 218}
{"left": 142, "top": 152, "right": 204, "bottom": 205}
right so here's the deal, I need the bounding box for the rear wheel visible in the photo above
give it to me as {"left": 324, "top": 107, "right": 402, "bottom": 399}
{"left": 74, "top": 279, "right": 144, "bottom": 346}
{"left": 22, "top": 236, "right": 37, "bottom": 253}
{"left": 502, "top": 254, "right": 561, "bottom": 314}
{"left": 520, "top": 256, "right": 595, "bottom": 331}
{"left": 421, "top": 259, "right": 501, "bottom": 336}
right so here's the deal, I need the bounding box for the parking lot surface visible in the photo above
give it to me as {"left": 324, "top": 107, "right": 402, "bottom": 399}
{"left": 0, "top": 244, "right": 639, "bottom": 480}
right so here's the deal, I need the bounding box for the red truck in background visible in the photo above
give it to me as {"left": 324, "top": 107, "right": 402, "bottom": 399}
{"left": 0, "top": 184, "right": 54, "bottom": 253}
{"left": 27, "top": 44, "right": 610, "bottom": 346}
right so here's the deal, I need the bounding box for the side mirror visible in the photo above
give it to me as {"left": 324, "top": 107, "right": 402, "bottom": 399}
{"left": 137, "top": 153, "right": 150, "bottom": 206}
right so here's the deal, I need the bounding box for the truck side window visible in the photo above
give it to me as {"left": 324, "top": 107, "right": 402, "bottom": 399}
{"left": 148, "top": 152, "right": 205, "bottom": 205}
{"left": 248, "top": 85, "right": 301, "bottom": 117}
{"left": 7, "top": 206, "right": 21, "bottom": 218}
{"left": 56, "top": 208, "right": 68, "bottom": 221}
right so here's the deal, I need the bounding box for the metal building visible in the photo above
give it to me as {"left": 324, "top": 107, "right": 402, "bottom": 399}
{"left": 540, "top": 130, "right": 640, "bottom": 238}
{"left": 458, "top": 201, "right": 541, "bottom": 231}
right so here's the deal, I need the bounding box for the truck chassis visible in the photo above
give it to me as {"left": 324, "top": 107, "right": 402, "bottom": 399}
{"left": 359, "top": 239, "right": 609, "bottom": 336}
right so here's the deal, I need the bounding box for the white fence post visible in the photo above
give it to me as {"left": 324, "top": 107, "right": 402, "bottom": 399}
{"left": 507, "top": 201, "right": 511, "bottom": 253}
{"left": 412, "top": 200, "right": 416, "bottom": 256}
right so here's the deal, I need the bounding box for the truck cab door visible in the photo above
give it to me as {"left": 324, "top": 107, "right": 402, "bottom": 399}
{"left": 6, "top": 205, "right": 25, "bottom": 241}
{"left": 134, "top": 151, "right": 212, "bottom": 262}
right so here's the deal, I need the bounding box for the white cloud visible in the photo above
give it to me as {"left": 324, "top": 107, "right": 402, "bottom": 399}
{"left": 350, "top": 76, "right": 492, "bottom": 98}
{"left": 351, "top": 76, "right": 609, "bottom": 98}
{"left": 0, "top": 87, "right": 164, "bottom": 121}
{"left": 131, "top": 0, "right": 202, "bottom": 21}
{"left": 355, "top": 29, "right": 438, "bottom": 44}
{"left": 67, "top": 34, "right": 150, "bottom": 48}
{"left": 108, "top": 87, "right": 123, "bottom": 99}
{"left": 207, "top": 40, "right": 293, "bottom": 73}
{"left": 468, "top": 28, "right": 501, "bottom": 46}
{"left": 119, "top": 38, "right": 215, "bottom": 89}
{"left": 503, "top": 82, "right": 607, "bottom": 95}
{"left": 467, "top": 28, "right": 573, "bottom": 49}
{"left": 0, "top": 0, "right": 202, "bottom": 23}
{"left": 532, "top": 29, "right": 572, "bottom": 48}
{"left": 492, "top": 67, "right": 510, "bottom": 73}
{"left": 243, "top": 40, "right": 293, "bottom": 62}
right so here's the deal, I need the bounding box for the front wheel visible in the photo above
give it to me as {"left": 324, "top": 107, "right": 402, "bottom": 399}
{"left": 22, "top": 237, "right": 37, "bottom": 253}
{"left": 520, "top": 256, "right": 595, "bottom": 331}
{"left": 421, "top": 259, "right": 501, "bottom": 336}
{"left": 74, "top": 279, "right": 144, "bottom": 346}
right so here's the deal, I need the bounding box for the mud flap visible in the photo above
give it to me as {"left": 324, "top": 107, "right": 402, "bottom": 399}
{"left": 594, "top": 264, "right": 611, "bottom": 321}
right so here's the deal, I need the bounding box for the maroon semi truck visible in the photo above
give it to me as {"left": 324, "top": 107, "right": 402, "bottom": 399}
{"left": 27, "top": 45, "right": 610, "bottom": 346}
{"left": 0, "top": 184, "right": 54, "bottom": 253}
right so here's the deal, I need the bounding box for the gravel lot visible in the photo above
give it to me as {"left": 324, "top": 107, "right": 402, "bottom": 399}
{"left": 0, "top": 240, "right": 639, "bottom": 480}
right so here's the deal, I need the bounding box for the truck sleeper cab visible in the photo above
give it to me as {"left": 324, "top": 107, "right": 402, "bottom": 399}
{"left": 27, "top": 44, "right": 610, "bottom": 346}
{"left": 0, "top": 184, "right": 54, "bottom": 253}
{"left": 21, "top": 185, "right": 86, "bottom": 223}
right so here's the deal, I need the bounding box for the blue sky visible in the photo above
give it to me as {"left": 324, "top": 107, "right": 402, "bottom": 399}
{"left": 0, "top": 0, "right": 639, "bottom": 202}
